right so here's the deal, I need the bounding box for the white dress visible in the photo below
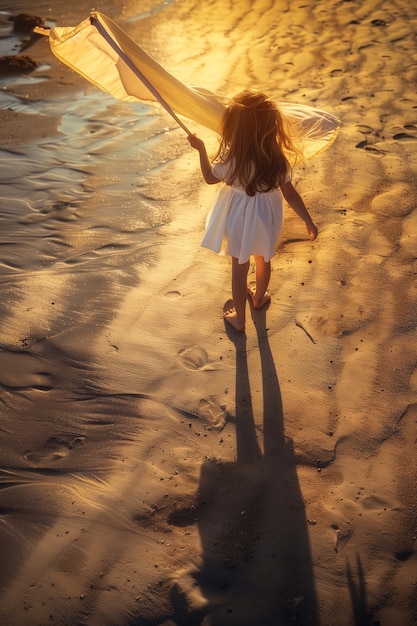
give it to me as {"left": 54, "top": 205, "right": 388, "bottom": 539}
{"left": 201, "top": 160, "right": 287, "bottom": 264}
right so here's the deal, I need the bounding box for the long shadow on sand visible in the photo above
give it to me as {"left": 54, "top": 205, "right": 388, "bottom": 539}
{"left": 172, "top": 304, "right": 318, "bottom": 625}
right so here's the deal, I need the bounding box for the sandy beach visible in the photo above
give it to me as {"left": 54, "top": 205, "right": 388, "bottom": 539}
{"left": 1, "top": 0, "right": 417, "bottom": 624}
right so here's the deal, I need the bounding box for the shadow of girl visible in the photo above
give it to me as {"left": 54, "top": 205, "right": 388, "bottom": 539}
{"left": 171, "top": 306, "right": 318, "bottom": 625}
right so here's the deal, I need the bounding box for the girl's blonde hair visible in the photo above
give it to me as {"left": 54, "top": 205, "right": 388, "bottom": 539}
{"left": 215, "top": 90, "right": 299, "bottom": 196}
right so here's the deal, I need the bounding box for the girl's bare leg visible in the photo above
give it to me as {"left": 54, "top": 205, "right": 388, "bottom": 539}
{"left": 224, "top": 257, "right": 249, "bottom": 332}
{"left": 248, "top": 255, "right": 271, "bottom": 309}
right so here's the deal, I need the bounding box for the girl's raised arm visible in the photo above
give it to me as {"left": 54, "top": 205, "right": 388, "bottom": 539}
{"left": 187, "top": 134, "right": 221, "bottom": 185}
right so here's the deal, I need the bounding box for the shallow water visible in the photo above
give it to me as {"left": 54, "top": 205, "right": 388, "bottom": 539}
{"left": 0, "top": 1, "right": 179, "bottom": 274}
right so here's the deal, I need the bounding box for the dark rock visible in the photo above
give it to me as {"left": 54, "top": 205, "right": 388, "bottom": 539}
{"left": 9, "top": 13, "right": 44, "bottom": 34}
{"left": 0, "top": 55, "right": 38, "bottom": 74}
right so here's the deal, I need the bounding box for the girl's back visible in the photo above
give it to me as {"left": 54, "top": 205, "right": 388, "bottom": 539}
{"left": 215, "top": 90, "right": 298, "bottom": 196}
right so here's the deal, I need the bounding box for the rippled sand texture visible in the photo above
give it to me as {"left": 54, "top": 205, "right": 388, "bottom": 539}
{"left": 1, "top": 0, "right": 417, "bottom": 625}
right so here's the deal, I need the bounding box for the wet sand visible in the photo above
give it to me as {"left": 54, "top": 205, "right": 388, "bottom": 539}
{"left": 1, "top": 0, "right": 417, "bottom": 624}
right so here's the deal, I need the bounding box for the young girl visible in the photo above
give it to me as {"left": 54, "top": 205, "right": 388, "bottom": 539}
{"left": 188, "top": 90, "right": 317, "bottom": 333}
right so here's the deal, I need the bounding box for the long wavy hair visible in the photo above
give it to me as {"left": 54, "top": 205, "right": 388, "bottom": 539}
{"left": 215, "top": 90, "right": 299, "bottom": 196}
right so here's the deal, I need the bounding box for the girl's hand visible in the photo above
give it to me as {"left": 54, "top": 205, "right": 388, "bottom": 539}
{"left": 187, "top": 134, "right": 220, "bottom": 185}
{"left": 187, "top": 133, "right": 205, "bottom": 152}
{"left": 307, "top": 221, "right": 318, "bottom": 241}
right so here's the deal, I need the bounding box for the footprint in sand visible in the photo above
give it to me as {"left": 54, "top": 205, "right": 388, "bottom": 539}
{"left": 393, "top": 132, "right": 417, "bottom": 141}
{"left": 198, "top": 399, "right": 226, "bottom": 432}
{"left": 176, "top": 346, "right": 210, "bottom": 370}
{"left": 356, "top": 124, "right": 374, "bottom": 134}
{"left": 355, "top": 141, "right": 386, "bottom": 156}
{"left": 24, "top": 435, "right": 85, "bottom": 464}
{"left": 371, "top": 185, "right": 415, "bottom": 217}
{"left": 355, "top": 125, "right": 387, "bottom": 155}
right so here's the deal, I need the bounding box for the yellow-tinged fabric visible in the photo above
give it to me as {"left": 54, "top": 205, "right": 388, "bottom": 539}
{"left": 44, "top": 11, "right": 340, "bottom": 160}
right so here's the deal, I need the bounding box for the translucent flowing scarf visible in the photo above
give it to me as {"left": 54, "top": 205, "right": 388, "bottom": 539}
{"left": 36, "top": 11, "right": 340, "bottom": 160}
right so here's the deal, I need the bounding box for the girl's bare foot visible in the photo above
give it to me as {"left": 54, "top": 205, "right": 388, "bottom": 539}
{"left": 223, "top": 308, "right": 245, "bottom": 332}
{"left": 247, "top": 287, "right": 271, "bottom": 309}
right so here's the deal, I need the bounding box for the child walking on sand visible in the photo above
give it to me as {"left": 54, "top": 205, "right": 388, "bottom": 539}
{"left": 188, "top": 89, "right": 317, "bottom": 333}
